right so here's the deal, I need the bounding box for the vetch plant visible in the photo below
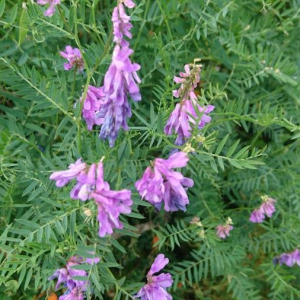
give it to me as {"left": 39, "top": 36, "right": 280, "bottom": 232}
{"left": 0, "top": 0, "right": 300, "bottom": 299}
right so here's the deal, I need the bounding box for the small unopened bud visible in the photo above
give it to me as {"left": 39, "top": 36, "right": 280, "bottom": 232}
{"left": 190, "top": 217, "right": 200, "bottom": 224}
{"left": 226, "top": 217, "right": 233, "bottom": 225}
{"left": 195, "top": 135, "right": 206, "bottom": 143}
{"left": 183, "top": 143, "right": 195, "bottom": 153}
{"left": 191, "top": 217, "right": 203, "bottom": 227}
{"left": 198, "top": 229, "right": 205, "bottom": 238}
{"left": 83, "top": 208, "right": 93, "bottom": 217}
{"left": 22, "top": 2, "right": 27, "bottom": 9}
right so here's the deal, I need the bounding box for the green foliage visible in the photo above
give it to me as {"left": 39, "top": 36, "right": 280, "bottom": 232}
{"left": 0, "top": 0, "right": 300, "bottom": 299}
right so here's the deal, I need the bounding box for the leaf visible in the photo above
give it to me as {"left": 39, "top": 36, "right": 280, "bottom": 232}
{"left": 9, "top": 4, "right": 18, "bottom": 24}
{"left": 25, "top": 123, "right": 48, "bottom": 135}
{"left": 226, "top": 140, "right": 240, "bottom": 157}
{"left": 217, "top": 157, "right": 225, "bottom": 171}
{"left": 55, "top": 116, "right": 70, "bottom": 139}
{"left": 71, "top": 264, "right": 92, "bottom": 271}
{"left": 18, "top": 8, "right": 29, "bottom": 46}
{"left": 228, "top": 159, "right": 243, "bottom": 169}
{"left": 215, "top": 134, "right": 229, "bottom": 155}
{"left": 71, "top": 276, "right": 89, "bottom": 281}
{"left": 15, "top": 219, "right": 40, "bottom": 229}
{"left": 210, "top": 158, "right": 218, "bottom": 173}
{"left": 157, "top": 111, "right": 164, "bottom": 133}
{"left": 24, "top": 268, "right": 32, "bottom": 290}
{"left": 111, "top": 238, "right": 126, "bottom": 254}
{"left": 0, "top": 0, "right": 5, "bottom": 18}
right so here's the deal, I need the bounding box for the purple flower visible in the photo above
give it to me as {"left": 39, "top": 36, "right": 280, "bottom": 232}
{"left": 91, "top": 162, "right": 133, "bottom": 237}
{"left": 48, "top": 268, "right": 68, "bottom": 290}
{"left": 123, "top": 0, "right": 135, "bottom": 8}
{"left": 66, "top": 257, "right": 87, "bottom": 290}
{"left": 50, "top": 158, "right": 133, "bottom": 237}
{"left": 274, "top": 249, "right": 300, "bottom": 267}
{"left": 50, "top": 160, "right": 98, "bottom": 201}
{"left": 165, "top": 63, "right": 214, "bottom": 145}
{"left": 60, "top": 46, "right": 84, "bottom": 71}
{"left": 97, "top": 45, "right": 141, "bottom": 147}
{"left": 249, "top": 208, "right": 265, "bottom": 223}
{"left": 216, "top": 217, "right": 233, "bottom": 239}
{"left": 135, "top": 152, "right": 194, "bottom": 212}
{"left": 112, "top": 4, "right": 133, "bottom": 46}
{"left": 37, "top": 0, "right": 60, "bottom": 17}
{"left": 260, "top": 196, "right": 276, "bottom": 217}
{"left": 85, "top": 256, "right": 100, "bottom": 265}
{"left": 80, "top": 85, "right": 105, "bottom": 131}
{"left": 216, "top": 224, "right": 233, "bottom": 239}
{"left": 249, "top": 195, "right": 277, "bottom": 223}
{"left": 135, "top": 254, "right": 173, "bottom": 300}
{"left": 50, "top": 159, "right": 87, "bottom": 188}
{"left": 48, "top": 255, "right": 100, "bottom": 300}
{"left": 48, "top": 256, "right": 89, "bottom": 295}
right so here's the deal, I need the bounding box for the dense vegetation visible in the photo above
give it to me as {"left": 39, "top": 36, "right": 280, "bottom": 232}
{"left": 0, "top": 0, "right": 300, "bottom": 299}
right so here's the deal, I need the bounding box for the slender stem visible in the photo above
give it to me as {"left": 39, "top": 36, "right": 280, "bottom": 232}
{"left": 57, "top": 5, "right": 71, "bottom": 32}
{"left": 70, "top": 65, "right": 78, "bottom": 98}
{"left": 155, "top": 0, "right": 173, "bottom": 40}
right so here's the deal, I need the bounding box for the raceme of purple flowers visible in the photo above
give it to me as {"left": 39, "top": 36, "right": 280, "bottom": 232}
{"left": 60, "top": 46, "right": 84, "bottom": 72}
{"left": 37, "top": 0, "right": 60, "bottom": 17}
{"left": 95, "top": 1, "right": 141, "bottom": 147}
{"left": 274, "top": 249, "right": 300, "bottom": 267}
{"left": 249, "top": 195, "right": 277, "bottom": 223}
{"left": 165, "top": 62, "right": 215, "bottom": 146}
{"left": 70, "top": 0, "right": 141, "bottom": 147}
{"left": 97, "top": 44, "right": 141, "bottom": 146}
{"left": 48, "top": 255, "right": 99, "bottom": 300}
{"left": 50, "top": 159, "right": 133, "bottom": 237}
{"left": 135, "top": 254, "right": 173, "bottom": 300}
{"left": 135, "top": 152, "right": 194, "bottom": 212}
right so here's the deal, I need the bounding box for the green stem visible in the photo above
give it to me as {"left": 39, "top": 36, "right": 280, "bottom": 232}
{"left": 57, "top": 5, "right": 71, "bottom": 32}
{"left": 70, "top": 65, "right": 78, "bottom": 98}
{"left": 155, "top": 0, "right": 173, "bottom": 40}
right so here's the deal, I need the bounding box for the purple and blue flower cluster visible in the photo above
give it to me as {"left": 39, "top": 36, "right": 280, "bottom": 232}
{"left": 274, "top": 249, "right": 300, "bottom": 267}
{"left": 50, "top": 158, "right": 133, "bottom": 237}
{"left": 135, "top": 152, "right": 194, "bottom": 212}
{"left": 48, "top": 255, "right": 99, "bottom": 300}
{"left": 96, "top": 0, "right": 141, "bottom": 146}
{"left": 165, "top": 62, "right": 214, "bottom": 146}
{"left": 135, "top": 254, "right": 173, "bottom": 300}
{"left": 249, "top": 195, "right": 276, "bottom": 223}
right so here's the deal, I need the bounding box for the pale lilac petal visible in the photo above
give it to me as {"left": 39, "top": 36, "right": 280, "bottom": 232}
{"left": 249, "top": 208, "right": 265, "bottom": 223}
{"left": 148, "top": 254, "right": 169, "bottom": 276}
{"left": 124, "top": 0, "right": 135, "bottom": 8}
